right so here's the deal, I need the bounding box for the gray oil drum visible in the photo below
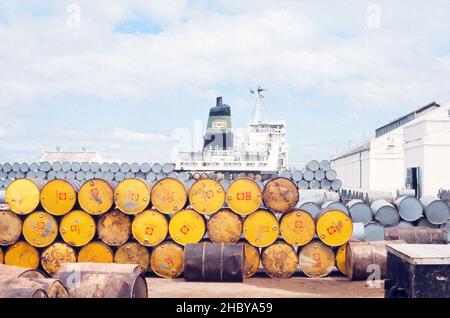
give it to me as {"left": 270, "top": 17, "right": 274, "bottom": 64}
{"left": 370, "top": 199, "right": 400, "bottom": 226}
{"left": 291, "top": 170, "right": 303, "bottom": 182}
{"left": 325, "top": 169, "right": 337, "bottom": 181}
{"left": 347, "top": 199, "right": 373, "bottom": 225}
{"left": 420, "top": 196, "right": 450, "bottom": 225}
{"left": 314, "top": 170, "right": 325, "bottom": 181}
{"left": 303, "top": 170, "right": 314, "bottom": 182}
{"left": 364, "top": 222, "right": 385, "bottom": 241}
{"left": 319, "top": 160, "right": 331, "bottom": 172}
{"left": 351, "top": 222, "right": 365, "bottom": 241}
{"left": 322, "top": 201, "right": 350, "bottom": 215}
{"left": 297, "top": 180, "right": 309, "bottom": 190}
{"left": 394, "top": 196, "right": 423, "bottom": 222}
{"left": 297, "top": 201, "right": 321, "bottom": 219}
{"left": 309, "top": 180, "right": 320, "bottom": 190}
{"left": 306, "top": 160, "right": 320, "bottom": 172}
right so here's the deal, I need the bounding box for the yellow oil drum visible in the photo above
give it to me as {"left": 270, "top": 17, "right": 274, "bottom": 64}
{"left": 5, "top": 178, "right": 44, "bottom": 215}
{"left": 298, "top": 240, "right": 336, "bottom": 278}
{"left": 151, "top": 178, "right": 187, "bottom": 214}
{"left": 242, "top": 241, "right": 260, "bottom": 278}
{"left": 78, "top": 179, "right": 115, "bottom": 215}
{"left": 189, "top": 178, "right": 225, "bottom": 215}
{"left": 114, "top": 178, "right": 151, "bottom": 215}
{"left": 207, "top": 209, "right": 243, "bottom": 243}
{"left": 316, "top": 209, "right": 353, "bottom": 247}
{"left": 243, "top": 210, "right": 279, "bottom": 248}
{"left": 22, "top": 211, "right": 58, "bottom": 248}
{"left": 0, "top": 210, "right": 22, "bottom": 246}
{"left": 262, "top": 177, "right": 299, "bottom": 214}
{"left": 168, "top": 209, "right": 205, "bottom": 246}
{"left": 40, "top": 179, "right": 80, "bottom": 216}
{"left": 279, "top": 210, "right": 315, "bottom": 246}
{"left": 77, "top": 241, "right": 114, "bottom": 263}
{"left": 97, "top": 210, "right": 131, "bottom": 246}
{"left": 261, "top": 241, "right": 298, "bottom": 278}
{"left": 225, "top": 178, "right": 262, "bottom": 216}
{"left": 41, "top": 242, "right": 77, "bottom": 275}
{"left": 5, "top": 242, "right": 40, "bottom": 269}
{"left": 114, "top": 242, "right": 150, "bottom": 272}
{"left": 59, "top": 210, "right": 96, "bottom": 247}
{"left": 0, "top": 248, "right": 3, "bottom": 264}
{"left": 335, "top": 244, "right": 347, "bottom": 275}
{"left": 150, "top": 241, "right": 184, "bottom": 278}
{"left": 131, "top": 210, "right": 168, "bottom": 247}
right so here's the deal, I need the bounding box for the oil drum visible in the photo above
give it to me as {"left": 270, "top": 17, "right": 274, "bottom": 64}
{"left": 225, "top": 178, "right": 262, "bottom": 216}
{"left": 207, "top": 209, "right": 243, "bottom": 244}
{"left": 151, "top": 177, "right": 188, "bottom": 214}
{"left": 262, "top": 177, "right": 299, "bottom": 214}
{"left": 189, "top": 178, "right": 225, "bottom": 215}
{"left": 261, "top": 241, "right": 298, "bottom": 278}
{"left": 150, "top": 241, "right": 184, "bottom": 278}
{"left": 78, "top": 179, "right": 116, "bottom": 215}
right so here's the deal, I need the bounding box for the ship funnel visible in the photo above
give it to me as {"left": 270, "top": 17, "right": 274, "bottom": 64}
{"left": 216, "top": 97, "right": 223, "bottom": 107}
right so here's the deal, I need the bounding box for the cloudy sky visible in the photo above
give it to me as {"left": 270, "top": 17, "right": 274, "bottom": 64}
{"left": 1, "top": 1, "right": 450, "bottom": 164}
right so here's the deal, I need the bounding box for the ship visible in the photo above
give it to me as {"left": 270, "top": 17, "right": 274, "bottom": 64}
{"left": 174, "top": 87, "right": 288, "bottom": 175}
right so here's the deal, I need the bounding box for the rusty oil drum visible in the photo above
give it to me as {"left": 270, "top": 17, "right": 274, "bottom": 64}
{"left": 184, "top": 242, "right": 244, "bottom": 282}
{"left": 0, "top": 287, "right": 47, "bottom": 298}
{"left": 262, "top": 177, "right": 299, "bottom": 214}
{"left": 384, "top": 226, "right": 447, "bottom": 244}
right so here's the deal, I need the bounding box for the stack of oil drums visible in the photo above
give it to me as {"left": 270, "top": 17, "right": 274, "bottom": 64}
{"left": 0, "top": 175, "right": 361, "bottom": 280}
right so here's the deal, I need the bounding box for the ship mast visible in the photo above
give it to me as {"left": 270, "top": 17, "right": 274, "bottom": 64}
{"left": 251, "top": 86, "right": 266, "bottom": 124}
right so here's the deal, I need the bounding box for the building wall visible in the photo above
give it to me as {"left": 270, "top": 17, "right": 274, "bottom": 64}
{"left": 404, "top": 105, "right": 450, "bottom": 196}
{"left": 331, "top": 150, "right": 370, "bottom": 190}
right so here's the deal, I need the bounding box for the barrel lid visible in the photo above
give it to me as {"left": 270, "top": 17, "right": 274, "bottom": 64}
{"left": 140, "top": 163, "right": 151, "bottom": 173}
{"left": 81, "top": 162, "right": 90, "bottom": 172}
{"left": 120, "top": 162, "right": 131, "bottom": 173}
{"left": 325, "top": 169, "right": 337, "bottom": 181}
{"left": 100, "top": 162, "right": 111, "bottom": 172}
{"left": 364, "top": 222, "right": 385, "bottom": 241}
{"left": 386, "top": 243, "right": 450, "bottom": 265}
{"left": 12, "top": 162, "right": 20, "bottom": 172}
{"left": 424, "top": 199, "right": 450, "bottom": 225}
{"left": 52, "top": 162, "right": 62, "bottom": 172}
{"left": 291, "top": 170, "right": 303, "bottom": 182}
{"left": 71, "top": 162, "right": 81, "bottom": 172}
{"left": 60, "top": 210, "right": 96, "bottom": 247}
{"left": 90, "top": 162, "right": 100, "bottom": 172}
{"left": 303, "top": 170, "right": 314, "bottom": 181}
{"left": 151, "top": 163, "right": 162, "bottom": 173}
{"left": 110, "top": 162, "right": 120, "bottom": 173}
{"left": 23, "top": 211, "right": 58, "bottom": 247}
{"left": 20, "top": 162, "right": 29, "bottom": 172}
{"left": 130, "top": 162, "right": 140, "bottom": 173}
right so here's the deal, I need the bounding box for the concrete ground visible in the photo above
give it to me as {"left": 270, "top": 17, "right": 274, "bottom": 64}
{"left": 146, "top": 272, "right": 384, "bottom": 298}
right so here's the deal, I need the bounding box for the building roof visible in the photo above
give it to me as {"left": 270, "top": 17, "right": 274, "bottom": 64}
{"left": 38, "top": 151, "right": 102, "bottom": 163}
{"left": 375, "top": 102, "right": 440, "bottom": 138}
{"left": 331, "top": 141, "right": 371, "bottom": 161}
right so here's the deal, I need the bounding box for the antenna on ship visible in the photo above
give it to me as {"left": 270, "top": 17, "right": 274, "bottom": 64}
{"left": 251, "top": 85, "right": 266, "bottom": 124}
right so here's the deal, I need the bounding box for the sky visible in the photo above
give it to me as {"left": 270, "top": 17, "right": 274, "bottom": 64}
{"left": 1, "top": 0, "right": 450, "bottom": 164}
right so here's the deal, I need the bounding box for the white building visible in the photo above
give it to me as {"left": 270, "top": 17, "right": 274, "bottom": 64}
{"left": 331, "top": 102, "right": 450, "bottom": 196}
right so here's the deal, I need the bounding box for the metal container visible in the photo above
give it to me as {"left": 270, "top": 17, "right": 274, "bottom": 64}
{"left": 71, "top": 162, "right": 81, "bottom": 172}
{"left": 298, "top": 240, "right": 335, "bottom": 278}
{"left": 61, "top": 162, "right": 71, "bottom": 172}
{"left": 29, "top": 162, "right": 39, "bottom": 172}
{"left": 279, "top": 170, "right": 292, "bottom": 179}
{"left": 80, "top": 162, "right": 90, "bottom": 173}
{"left": 262, "top": 241, "right": 298, "bottom": 278}
{"left": 302, "top": 170, "right": 314, "bottom": 182}
{"left": 351, "top": 222, "right": 365, "bottom": 241}
{"left": 226, "top": 178, "right": 262, "bottom": 216}
{"left": 150, "top": 241, "right": 184, "bottom": 278}
{"left": 5, "top": 178, "right": 46, "bottom": 215}
{"left": 114, "top": 242, "right": 151, "bottom": 272}
{"left": 347, "top": 199, "right": 373, "bottom": 225}
{"left": 397, "top": 220, "right": 414, "bottom": 228}
{"left": 110, "top": 162, "right": 120, "bottom": 173}
{"left": 262, "top": 177, "right": 298, "bottom": 214}
{"left": 0, "top": 211, "right": 22, "bottom": 246}
{"left": 114, "top": 172, "right": 125, "bottom": 182}
{"left": 306, "top": 160, "right": 320, "bottom": 172}
{"left": 396, "top": 188, "right": 416, "bottom": 198}
{"left": 296, "top": 201, "right": 321, "bottom": 219}
{"left": 207, "top": 209, "right": 242, "bottom": 243}
{"left": 189, "top": 178, "right": 225, "bottom": 215}
{"left": 114, "top": 178, "right": 152, "bottom": 215}
{"left": 184, "top": 242, "right": 244, "bottom": 282}
{"left": 140, "top": 163, "right": 151, "bottom": 173}
{"left": 40, "top": 179, "right": 81, "bottom": 216}
{"left": 0, "top": 277, "right": 68, "bottom": 298}
{"left": 420, "top": 196, "right": 450, "bottom": 225}
{"left": 279, "top": 209, "right": 315, "bottom": 246}
{"left": 40, "top": 242, "right": 77, "bottom": 275}
{"left": 370, "top": 199, "right": 400, "bottom": 226}
{"left": 309, "top": 180, "right": 320, "bottom": 189}
{"left": 97, "top": 210, "right": 131, "bottom": 246}
{"left": 151, "top": 163, "right": 162, "bottom": 173}
{"left": 384, "top": 226, "right": 448, "bottom": 244}
{"left": 0, "top": 288, "right": 47, "bottom": 298}
{"left": 146, "top": 172, "right": 157, "bottom": 182}
{"left": 325, "top": 169, "right": 337, "bottom": 181}
{"left": 75, "top": 171, "right": 85, "bottom": 181}
{"left": 316, "top": 209, "right": 353, "bottom": 246}
{"left": 291, "top": 170, "right": 303, "bottom": 182}
{"left": 162, "top": 163, "right": 173, "bottom": 174}
{"left": 2, "top": 163, "right": 12, "bottom": 173}
{"left": 322, "top": 201, "right": 350, "bottom": 215}
{"left": 130, "top": 162, "right": 140, "bottom": 173}
{"left": 297, "top": 180, "right": 309, "bottom": 190}
{"left": 169, "top": 209, "right": 205, "bottom": 246}
{"left": 417, "top": 217, "right": 440, "bottom": 228}
{"left": 0, "top": 264, "right": 45, "bottom": 279}
{"left": 12, "top": 162, "right": 20, "bottom": 173}
{"left": 319, "top": 160, "right": 331, "bottom": 171}
{"left": 19, "top": 162, "right": 29, "bottom": 173}
{"left": 132, "top": 210, "right": 168, "bottom": 247}
{"left": 90, "top": 162, "right": 100, "bottom": 173}
{"left": 54, "top": 270, "right": 147, "bottom": 298}
{"left": 331, "top": 179, "right": 342, "bottom": 191}
{"left": 100, "top": 162, "right": 110, "bottom": 172}
{"left": 364, "top": 222, "right": 385, "bottom": 241}
{"left": 314, "top": 170, "right": 325, "bottom": 181}
{"left": 120, "top": 162, "right": 131, "bottom": 173}
{"left": 78, "top": 241, "right": 114, "bottom": 264}
{"left": 394, "top": 196, "right": 423, "bottom": 222}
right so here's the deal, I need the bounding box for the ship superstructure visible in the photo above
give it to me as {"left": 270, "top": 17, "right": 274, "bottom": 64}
{"left": 174, "top": 87, "right": 288, "bottom": 174}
